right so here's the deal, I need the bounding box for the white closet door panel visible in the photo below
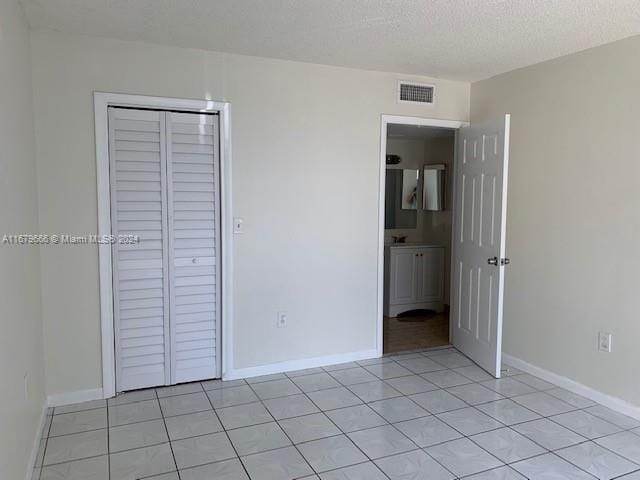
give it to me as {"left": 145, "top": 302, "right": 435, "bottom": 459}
{"left": 167, "top": 112, "right": 221, "bottom": 383}
{"left": 109, "top": 107, "right": 171, "bottom": 392}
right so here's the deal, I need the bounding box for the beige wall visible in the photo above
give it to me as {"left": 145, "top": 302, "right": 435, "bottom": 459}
{"left": 471, "top": 35, "right": 640, "bottom": 405}
{"left": 0, "top": 1, "right": 46, "bottom": 478}
{"left": 30, "top": 29, "right": 470, "bottom": 396}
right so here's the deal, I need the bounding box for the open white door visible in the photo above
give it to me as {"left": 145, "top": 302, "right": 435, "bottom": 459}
{"left": 451, "top": 114, "right": 510, "bottom": 378}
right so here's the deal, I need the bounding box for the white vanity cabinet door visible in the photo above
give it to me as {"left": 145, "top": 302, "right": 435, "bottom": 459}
{"left": 417, "top": 248, "right": 444, "bottom": 303}
{"left": 389, "top": 248, "right": 420, "bottom": 305}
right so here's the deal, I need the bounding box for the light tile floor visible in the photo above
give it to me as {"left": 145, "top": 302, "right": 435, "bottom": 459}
{"left": 32, "top": 346, "right": 640, "bottom": 480}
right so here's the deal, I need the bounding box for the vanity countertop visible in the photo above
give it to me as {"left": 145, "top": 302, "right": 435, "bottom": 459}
{"left": 385, "top": 243, "right": 444, "bottom": 249}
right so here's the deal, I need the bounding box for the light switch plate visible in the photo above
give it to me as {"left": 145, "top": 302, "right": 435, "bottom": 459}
{"left": 233, "top": 217, "right": 244, "bottom": 234}
{"left": 598, "top": 332, "right": 612, "bottom": 353}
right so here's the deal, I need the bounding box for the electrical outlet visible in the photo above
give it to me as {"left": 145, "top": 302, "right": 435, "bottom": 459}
{"left": 598, "top": 332, "right": 612, "bottom": 353}
{"left": 277, "top": 311, "right": 288, "bottom": 328}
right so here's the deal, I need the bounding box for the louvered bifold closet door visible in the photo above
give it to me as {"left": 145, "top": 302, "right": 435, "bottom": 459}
{"left": 166, "top": 112, "right": 221, "bottom": 383}
{"left": 109, "top": 108, "right": 171, "bottom": 391}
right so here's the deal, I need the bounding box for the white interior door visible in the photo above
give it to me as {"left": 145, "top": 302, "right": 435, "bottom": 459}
{"left": 451, "top": 114, "right": 510, "bottom": 377}
{"left": 109, "top": 108, "right": 171, "bottom": 391}
{"left": 166, "top": 112, "right": 221, "bottom": 383}
{"left": 110, "top": 107, "right": 221, "bottom": 391}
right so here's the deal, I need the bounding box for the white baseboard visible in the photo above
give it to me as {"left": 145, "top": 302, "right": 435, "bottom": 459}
{"left": 25, "top": 401, "right": 48, "bottom": 480}
{"left": 224, "top": 349, "right": 380, "bottom": 381}
{"left": 503, "top": 353, "right": 640, "bottom": 421}
{"left": 47, "top": 388, "right": 104, "bottom": 407}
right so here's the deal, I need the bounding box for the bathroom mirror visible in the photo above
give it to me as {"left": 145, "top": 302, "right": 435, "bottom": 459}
{"left": 385, "top": 169, "right": 419, "bottom": 229}
{"left": 423, "top": 164, "right": 445, "bottom": 211}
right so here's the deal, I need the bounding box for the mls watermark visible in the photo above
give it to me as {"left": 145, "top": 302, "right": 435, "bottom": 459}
{"left": 1, "top": 234, "right": 140, "bottom": 245}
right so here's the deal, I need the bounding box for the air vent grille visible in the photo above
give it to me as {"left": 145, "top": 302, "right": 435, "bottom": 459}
{"left": 398, "top": 82, "right": 434, "bottom": 104}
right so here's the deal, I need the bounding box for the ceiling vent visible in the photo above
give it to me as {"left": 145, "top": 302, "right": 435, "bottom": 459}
{"left": 398, "top": 81, "right": 434, "bottom": 105}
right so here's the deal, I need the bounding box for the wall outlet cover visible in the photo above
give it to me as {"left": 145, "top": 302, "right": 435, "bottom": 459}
{"left": 277, "top": 311, "right": 287, "bottom": 328}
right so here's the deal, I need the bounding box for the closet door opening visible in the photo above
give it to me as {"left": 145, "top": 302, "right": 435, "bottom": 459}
{"left": 108, "top": 107, "right": 221, "bottom": 392}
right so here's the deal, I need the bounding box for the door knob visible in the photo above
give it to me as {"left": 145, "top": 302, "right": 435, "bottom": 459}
{"left": 487, "top": 257, "right": 498, "bottom": 266}
{"left": 501, "top": 258, "right": 510, "bottom": 266}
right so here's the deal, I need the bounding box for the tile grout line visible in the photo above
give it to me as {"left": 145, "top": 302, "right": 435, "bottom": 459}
{"left": 155, "top": 388, "right": 182, "bottom": 480}
{"left": 37, "top": 411, "right": 55, "bottom": 480}
{"left": 233, "top": 380, "right": 323, "bottom": 478}
{"left": 201, "top": 383, "right": 254, "bottom": 480}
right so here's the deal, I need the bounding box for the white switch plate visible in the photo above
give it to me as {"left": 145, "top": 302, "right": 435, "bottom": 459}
{"left": 598, "top": 332, "right": 612, "bottom": 353}
{"left": 277, "top": 311, "right": 288, "bottom": 328}
{"left": 233, "top": 217, "right": 244, "bottom": 234}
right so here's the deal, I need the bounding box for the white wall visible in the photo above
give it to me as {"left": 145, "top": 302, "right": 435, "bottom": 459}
{"left": 0, "top": 1, "right": 45, "bottom": 478}
{"left": 471, "top": 34, "right": 640, "bottom": 405}
{"left": 30, "top": 29, "right": 470, "bottom": 396}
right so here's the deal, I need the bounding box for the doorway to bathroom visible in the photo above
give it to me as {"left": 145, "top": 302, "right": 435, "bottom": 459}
{"left": 377, "top": 113, "right": 512, "bottom": 377}
{"left": 380, "top": 119, "right": 458, "bottom": 353}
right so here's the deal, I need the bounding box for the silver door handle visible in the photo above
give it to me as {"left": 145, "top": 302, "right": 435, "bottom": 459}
{"left": 487, "top": 257, "right": 498, "bottom": 265}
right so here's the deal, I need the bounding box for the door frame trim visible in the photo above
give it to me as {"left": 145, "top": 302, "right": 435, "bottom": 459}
{"left": 94, "top": 92, "right": 233, "bottom": 398}
{"left": 377, "top": 115, "right": 468, "bottom": 356}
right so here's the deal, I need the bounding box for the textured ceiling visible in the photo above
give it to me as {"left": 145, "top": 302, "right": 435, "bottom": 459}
{"left": 20, "top": 0, "right": 640, "bottom": 81}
